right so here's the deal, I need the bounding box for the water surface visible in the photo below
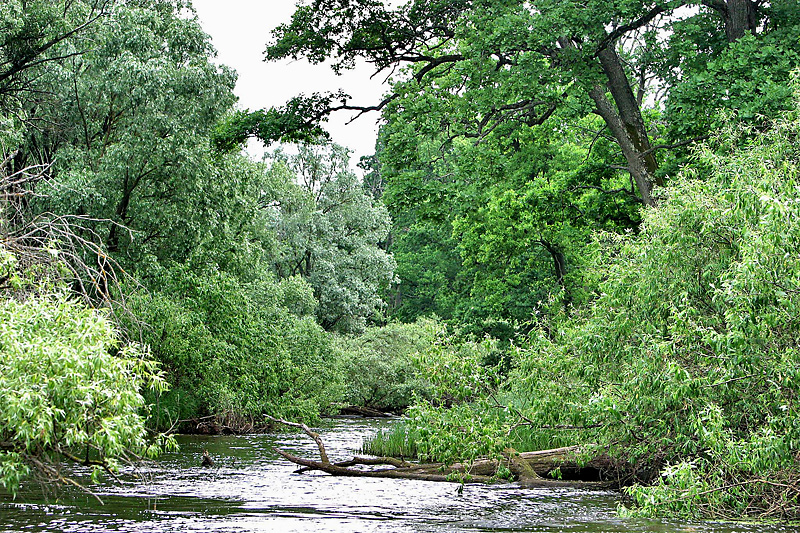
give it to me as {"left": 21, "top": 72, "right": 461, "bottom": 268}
{"left": 1, "top": 418, "right": 797, "bottom": 532}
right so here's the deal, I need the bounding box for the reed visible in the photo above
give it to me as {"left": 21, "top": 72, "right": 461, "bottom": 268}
{"left": 361, "top": 423, "right": 420, "bottom": 459}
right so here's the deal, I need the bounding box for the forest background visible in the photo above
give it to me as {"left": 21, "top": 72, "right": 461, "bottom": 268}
{"left": 2, "top": 0, "right": 800, "bottom": 521}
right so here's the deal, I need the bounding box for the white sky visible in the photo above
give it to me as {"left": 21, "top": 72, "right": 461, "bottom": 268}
{"left": 189, "top": 0, "right": 389, "bottom": 172}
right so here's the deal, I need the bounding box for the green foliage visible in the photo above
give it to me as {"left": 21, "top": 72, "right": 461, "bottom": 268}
{"left": 268, "top": 0, "right": 800, "bottom": 335}
{"left": 268, "top": 144, "right": 396, "bottom": 333}
{"left": 336, "top": 318, "right": 439, "bottom": 411}
{"left": 120, "top": 264, "right": 343, "bottom": 428}
{"left": 3, "top": 0, "right": 401, "bottom": 438}
{"left": 660, "top": 3, "right": 800, "bottom": 141}
{"left": 0, "top": 0, "right": 110, "bottom": 102}
{"left": 510, "top": 89, "right": 800, "bottom": 519}
{"left": 6, "top": 0, "right": 800, "bottom": 521}
{"left": 373, "top": 78, "right": 800, "bottom": 520}
{"left": 268, "top": 0, "right": 800, "bottom": 209}
{"left": 392, "top": 331, "right": 510, "bottom": 465}
{"left": 183, "top": 154, "right": 283, "bottom": 282}
{"left": 211, "top": 102, "right": 333, "bottom": 152}
{"left": 0, "top": 278, "right": 169, "bottom": 496}
{"left": 29, "top": 0, "right": 236, "bottom": 264}
{"left": 380, "top": 107, "right": 641, "bottom": 330}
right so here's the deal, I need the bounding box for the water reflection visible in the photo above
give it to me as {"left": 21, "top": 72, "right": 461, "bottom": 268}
{"left": 1, "top": 418, "right": 797, "bottom": 533}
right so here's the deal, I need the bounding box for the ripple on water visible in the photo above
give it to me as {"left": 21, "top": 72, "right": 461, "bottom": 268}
{"left": 1, "top": 419, "right": 799, "bottom": 533}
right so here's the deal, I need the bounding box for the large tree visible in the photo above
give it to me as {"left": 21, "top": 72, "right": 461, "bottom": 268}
{"left": 0, "top": 0, "right": 112, "bottom": 118}
{"left": 263, "top": 0, "right": 799, "bottom": 207}
{"left": 23, "top": 0, "right": 237, "bottom": 267}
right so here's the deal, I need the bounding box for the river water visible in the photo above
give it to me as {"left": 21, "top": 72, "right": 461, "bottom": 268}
{"left": 1, "top": 418, "right": 797, "bottom": 533}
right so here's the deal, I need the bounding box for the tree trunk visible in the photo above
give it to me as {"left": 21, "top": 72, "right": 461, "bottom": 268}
{"left": 589, "top": 85, "right": 657, "bottom": 207}
{"left": 540, "top": 239, "right": 567, "bottom": 289}
{"left": 340, "top": 405, "right": 392, "bottom": 417}
{"left": 266, "top": 417, "right": 620, "bottom": 488}
{"left": 724, "top": 0, "right": 758, "bottom": 41}
{"left": 558, "top": 38, "right": 660, "bottom": 206}
{"left": 592, "top": 46, "right": 663, "bottom": 207}
{"left": 540, "top": 239, "right": 571, "bottom": 307}
{"left": 705, "top": 0, "right": 759, "bottom": 42}
{"left": 106, "top": 171, "right": 136, "bottom": 253}
{"left": 597, "top": 47, "right": 661, "bottom": 185}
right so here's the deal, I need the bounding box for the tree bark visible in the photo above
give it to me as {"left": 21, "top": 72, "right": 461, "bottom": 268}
{"left": 596, "top": 47, "right": 661, "bottom": 185}
{"left": 540, "top": 239, "right": 567, "bottom": 289}
{"left": 340, "top": 406, "right": 392, "bottom": 418}
{"left": 589, "top": 85, "right": 656, "bottom": 207}
{"left": 704, "top": 0, "right": 759, "bottom": 42}
{"left": 559, "top": 38, "right": 660, "bottom": 206}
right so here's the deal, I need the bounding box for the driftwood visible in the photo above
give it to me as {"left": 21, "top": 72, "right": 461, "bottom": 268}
{"left": 265, "top": 416, "right": 618, "bottom": 488}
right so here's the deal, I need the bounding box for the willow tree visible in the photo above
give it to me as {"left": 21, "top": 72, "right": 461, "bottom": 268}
{"left": 268, "top": 144, "right": 396, "bottom": 333}
{"left": 30, "top": 0, "right": 236, "bottom": 265}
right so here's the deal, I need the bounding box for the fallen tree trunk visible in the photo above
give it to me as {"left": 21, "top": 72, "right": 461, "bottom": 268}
{"left": 265, "top": 416, "right": 619, "bottom": 489}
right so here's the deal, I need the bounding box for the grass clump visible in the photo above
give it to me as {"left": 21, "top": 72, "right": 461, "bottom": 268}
{"left": 361, "top": 423, "right": 421, "bottom": 459}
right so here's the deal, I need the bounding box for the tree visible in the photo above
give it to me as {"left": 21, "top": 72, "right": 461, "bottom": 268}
{"left": 378, "top": 103, "right": 641, "bottom": 326}
{"left": 510, "top": 87, "right": 800, "bottom": 518}
{"left": 268, "top": 144, "right": 396, "bottom": 332}
{"left": 3, "top": 0, "right": 237, "bottom": 282}
{"left": 31, "top": 1, "right": 236, "bottom": 265}
{"left": 657, "top": 2, "right": 800, "bottom": 147}
{"left": 120, "top": 263, "right": 342, "bottom": 429}
{"left": 264, "top": 0, "right": 799, "bottom": 207}
{"left": 0, "top": 0, "right": 112, "bottom": 111}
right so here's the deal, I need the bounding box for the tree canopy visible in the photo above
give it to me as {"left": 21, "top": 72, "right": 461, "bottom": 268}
{"left": 266, "top": 0, "right": 799, "bottom": 205}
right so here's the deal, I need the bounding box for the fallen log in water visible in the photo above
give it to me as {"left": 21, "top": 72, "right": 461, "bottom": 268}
{"left": 265, "top": 416, "right": 619, "bottom": 489}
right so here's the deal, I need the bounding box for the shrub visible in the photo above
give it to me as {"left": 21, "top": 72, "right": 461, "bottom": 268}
{"left": 336, "top": 318, "right": 439, "bottom": 412}
{"left": 0, "top": 285, "right": 168, "bottom": 496}
{"left": 120, "top": 264, "right": 343, "bottom": 429}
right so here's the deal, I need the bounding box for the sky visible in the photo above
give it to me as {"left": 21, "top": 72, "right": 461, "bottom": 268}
{"left": 190, "top": 0, "right": 389, "bottom": 172}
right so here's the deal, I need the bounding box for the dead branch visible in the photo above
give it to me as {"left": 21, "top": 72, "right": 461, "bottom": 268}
{"left": 265, "top": 415, "right": 330, "bottom": 464}
{"left": 266, "top": 416, "right": 618, "bottom": 488}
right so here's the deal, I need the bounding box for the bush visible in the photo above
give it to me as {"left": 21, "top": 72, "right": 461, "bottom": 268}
{"left": 120, "top": 264, "right": 343, "bottom": 429}
{"left": 336, "top": 318, "right": 440, "bottom": 412}
{"left": 0, "top": 284, "right": 168, "bottom": 496}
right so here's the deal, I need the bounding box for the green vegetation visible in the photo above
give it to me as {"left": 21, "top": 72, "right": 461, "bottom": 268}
{"left": 361, "top": 423, "right": 422, "bottom": 459}
{"left": 337, "top": 318, "right": 439, "bottom": 412}
{"left": 120, "top": 265, "right": 342, "bottom": 427}
{"left": 0, "top": 249, "right": 169, "bottom": 497}
{"left": 0, "top": 0, "right": 400, "bottom": 494}
{"left": 3, "top": 0, "right": 800, "bottom": 522}
{"left": 263, "top": 0, "right": 800, "bottom": 520}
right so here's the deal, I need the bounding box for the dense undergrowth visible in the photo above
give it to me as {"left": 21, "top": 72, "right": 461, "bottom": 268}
{"left": 372, "top": 96, "right": 800, "bottom": 519}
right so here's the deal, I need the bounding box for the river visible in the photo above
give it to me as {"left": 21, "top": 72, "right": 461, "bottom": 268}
{"left": 1, "top": 418, "right": 797, "bottom": 532}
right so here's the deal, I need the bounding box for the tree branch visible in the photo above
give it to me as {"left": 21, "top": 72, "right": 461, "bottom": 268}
{"left": 640, "top": 135, "right": 710, "bottom": 157}
{"left": 265, "top": 415, "right": 330, "bottom": 464}
{"left": 595, "top": 5, "right": 669, "bottom": 54}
